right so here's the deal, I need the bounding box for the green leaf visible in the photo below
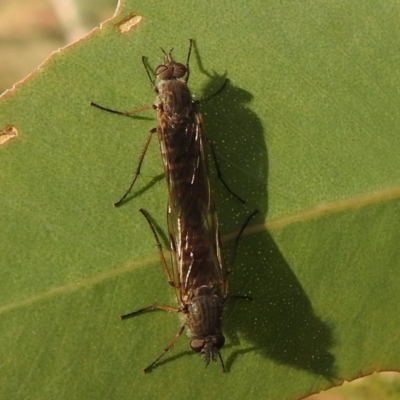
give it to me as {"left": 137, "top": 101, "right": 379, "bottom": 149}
{"left": 1, "top": 1, "right": 400, "bottom": 399}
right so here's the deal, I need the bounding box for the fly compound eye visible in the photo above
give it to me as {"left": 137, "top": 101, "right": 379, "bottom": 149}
{"left": 212, "top": 335, "right": 225, "bottom": 350}
{"left": 190, "top": 338, "right": 205, "bottom": 353}
{"left": 172, "top": 62, "right": 187, "bottom": 78}
{"left": 155, "top": 64, "right": 168, "bottom": 77}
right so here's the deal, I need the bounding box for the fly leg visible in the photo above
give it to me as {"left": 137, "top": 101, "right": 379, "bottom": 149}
{"left": 141, "top": 55, "right": 158, "bottom": 92}
{"left": 90, "top": 102, "right": 154, "bottom": 116}
{"left": 120, "top": 208, "right": 177, "bottom": 319}
{"left": 120, "top": 304, "right": 179, "bottom": 320}
{"left": 113, "top": 128, "right": 156, "bottom": 207}
{"left": 121, "top": 209, "right": 186, "bottom": 372}
{"left": 139, "top": 208, "right": 174, "bottom": 286}
{"left": 230, "top": 295, "right": 253, "bottom": 301}
{"left": 120, "top": 306, "right": 184, "bottom": 372}
{"left": 143, "top": 325, "right": 186, "bottom": 373}
{"left": 227, "top": 210, "right": 258, "bottom": 301}
{"left": 185, "top": 39, "right": 194, "bottom": 84}
{"left": 208, "top": 140, "right": 245, "bottom": 204}
{"left": 197, "top": 79, "right": 246, "bottom": 204}
{"left": 90, "top": 101, "right": 158, "bottom": 206}
{"left": 121, "top": 207, "right": 182, "bottom": 372}
{"left": 229, "top": 209, "right": 258, "bottom": 275}
{"left": 198, "top": 78, "right": 229, "bottom": 103}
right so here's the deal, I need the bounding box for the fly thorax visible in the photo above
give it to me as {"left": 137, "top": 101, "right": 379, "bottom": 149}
{"left": 157, "top": 80, "right": 193, "bottom": 122}
{"left": 186, "top": 286, "right": 224, "bottom": 338}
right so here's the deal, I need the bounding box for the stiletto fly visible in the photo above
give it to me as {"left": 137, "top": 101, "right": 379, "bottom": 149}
{"left": 90, "top": 39, "right": 244, "bottom": 209}
{"left": 122, "top": 207, "right": 257, "bottom": 372}
{"left": 91, "top": 40, "right": 252, "bottom": 371}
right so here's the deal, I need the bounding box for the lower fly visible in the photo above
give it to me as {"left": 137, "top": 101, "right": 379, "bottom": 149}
{"left": 121, "top": 208, "right": 257, "bottom": 372}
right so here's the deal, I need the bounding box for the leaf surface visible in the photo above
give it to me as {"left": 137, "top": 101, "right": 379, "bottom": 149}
{"left": 1, "top": 1, "right": 400, "bottom": 399}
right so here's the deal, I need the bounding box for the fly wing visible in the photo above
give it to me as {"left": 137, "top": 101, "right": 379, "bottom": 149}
{"left": 202, "top": 203, "right": 228, "bottom": 295}
{"left": 194, "top": 111, "right": 213, "bottom": 217}
{"left": 161, "top": 86, "right": 226, "bottom": 300}
{"left": 158, "top": 107, "right": 212, "bottom": 228}
{"left": 167, "top": 201, "right": 185, "bottom": 304}
{"left": 167, "top": 189, "right": 227, "bottom": 301}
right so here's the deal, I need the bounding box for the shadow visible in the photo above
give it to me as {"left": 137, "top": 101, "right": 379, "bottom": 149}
{"left": 123, "top": 115, "right": 154, "bottom": 121}
{"left": 196, "top": 72, "right": 268, "bottom": 231}
{"left": 146, "top": 337, "right": 243, "bottom": 373}
{"left": 145, "top": 349, "right": 194, "bottom": 373}
{"left": 114, "top": 173, "right": 165, "bottom": 207}
{"left": 136, "top": 206, "right": 170, "bottom": 251}
{"left": 227, "top": 229, "right": 336, "bottom": 379}
{"left": 192, "top": 45, "right": 336, "bottom": 379}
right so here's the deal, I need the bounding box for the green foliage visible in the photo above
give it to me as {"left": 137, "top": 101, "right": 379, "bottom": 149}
{"left": 1, "top": 1, "right": 400, "bottom": 399}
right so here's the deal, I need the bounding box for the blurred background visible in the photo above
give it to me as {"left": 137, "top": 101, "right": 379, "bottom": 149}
{"left": 1, "top": 0, "right": 399, "bottom": 398}
{"left": 0, "top": 0, "right": 116, "bottom": 93}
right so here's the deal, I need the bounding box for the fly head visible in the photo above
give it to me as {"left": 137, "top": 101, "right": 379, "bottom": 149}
{"left": 156, "top": 48, "right": 187, "bottom": 80}
{"left": 190, "top": 334, "right": 226, "bottom": 368}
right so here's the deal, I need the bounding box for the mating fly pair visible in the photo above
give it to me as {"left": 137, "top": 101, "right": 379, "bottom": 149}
{"left": 91, "top": 40, "right": 255, "bottom": 372}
